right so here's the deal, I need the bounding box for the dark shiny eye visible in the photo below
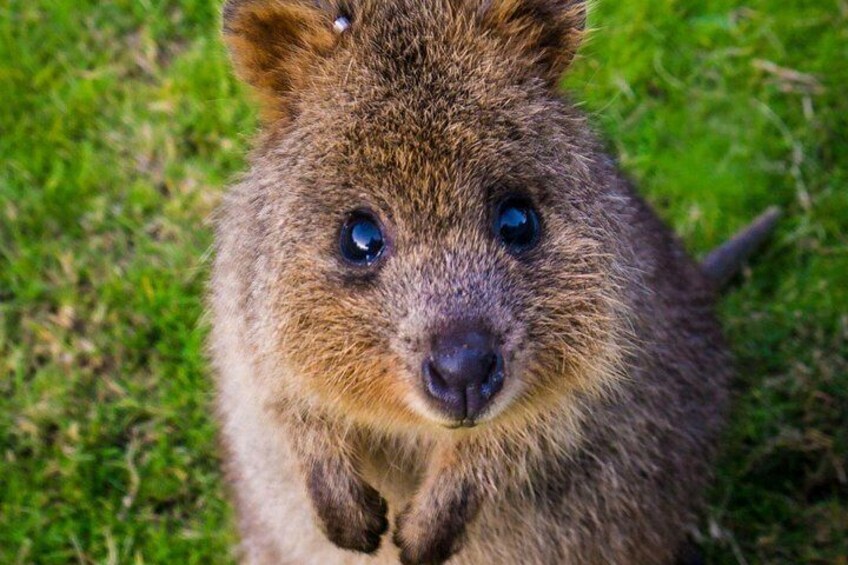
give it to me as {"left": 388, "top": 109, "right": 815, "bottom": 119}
{"left": 494, "top": 198, "right": 541, "bottom": 252}
{"left": 339, "top": 212, "right": 385, "bottom": 265}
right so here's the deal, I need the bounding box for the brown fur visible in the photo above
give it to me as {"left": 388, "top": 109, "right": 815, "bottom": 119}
{"left": 210, "top": 1, "right": 731, "bottom": 563}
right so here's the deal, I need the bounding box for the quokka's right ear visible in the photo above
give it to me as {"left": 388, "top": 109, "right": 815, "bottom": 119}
{"left": 223, "top": 0, "right": 343, "bottom": 121}
{"left": 477, "top": 0, "right": 587, "bottom": 84}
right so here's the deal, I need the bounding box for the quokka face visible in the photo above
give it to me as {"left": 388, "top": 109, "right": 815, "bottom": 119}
{"left": 224, "top": 0, "right": 632, "bottom": 431}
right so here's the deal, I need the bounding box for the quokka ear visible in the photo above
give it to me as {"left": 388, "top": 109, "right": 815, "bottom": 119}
{"left": 223, "top": 0, "right": 342, "bottom": 120}
{"left": 477, "top": 0, "right": 587, "bottom": 83}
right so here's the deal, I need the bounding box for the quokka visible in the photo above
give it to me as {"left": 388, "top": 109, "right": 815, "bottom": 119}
{"left": 210, "top": 1, "right": 778, "bottom": 563}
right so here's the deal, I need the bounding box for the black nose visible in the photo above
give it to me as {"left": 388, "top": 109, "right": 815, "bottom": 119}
{"left": 423, "top": 325, "right": 505, "bottom": 422}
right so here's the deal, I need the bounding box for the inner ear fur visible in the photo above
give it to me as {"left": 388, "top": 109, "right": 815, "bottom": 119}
{"left": 223, "top": 0, "right": 341, "bottom": 120}
{"left": 478, "top": 0, "right": 587, "bottom": 82}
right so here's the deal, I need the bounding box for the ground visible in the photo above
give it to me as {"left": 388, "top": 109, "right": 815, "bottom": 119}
{"left": 0, "top": 0, "right": 845, "bottom": 563}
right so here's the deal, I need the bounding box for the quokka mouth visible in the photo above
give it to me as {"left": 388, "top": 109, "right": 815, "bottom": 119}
{"left": 443, "top": 419, "right": 480, "bottom": 430}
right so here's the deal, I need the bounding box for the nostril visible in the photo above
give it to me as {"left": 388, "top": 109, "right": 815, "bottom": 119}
{"left": 480, "top": 353, "right": 505, "bottom": 400}
{"left": 484, "top": 353, "right": 497, "bottom": 376}
{"left": 423, "top": 359, "right": 466, "bottom": 419}
{"left": 424, "top": 360, "right": 448, "bottom": 395}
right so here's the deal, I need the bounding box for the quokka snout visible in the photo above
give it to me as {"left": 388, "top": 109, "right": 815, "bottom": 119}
{"left": 210, "top": 1, "right": 734, "bottom": 563}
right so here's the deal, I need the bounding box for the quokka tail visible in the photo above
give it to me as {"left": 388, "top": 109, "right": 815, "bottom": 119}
{"left": 702, "top": 206, "right": 782, "bottom": 288}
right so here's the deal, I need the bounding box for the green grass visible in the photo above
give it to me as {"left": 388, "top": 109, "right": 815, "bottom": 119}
{"left": 1, "top": 0, "right": 845, "bottom": 562}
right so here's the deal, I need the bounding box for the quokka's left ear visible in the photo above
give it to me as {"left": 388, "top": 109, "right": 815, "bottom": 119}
{"left": 222, "top": 0, "right": 343, "bottom": 121}
{"left": 476, "top": 0, "right": 587, "bottom": 83}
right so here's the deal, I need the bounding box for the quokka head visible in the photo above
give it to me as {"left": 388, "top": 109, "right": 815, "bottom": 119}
{"left": 223, "top": 0, "right": 633, "bottom": 431}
